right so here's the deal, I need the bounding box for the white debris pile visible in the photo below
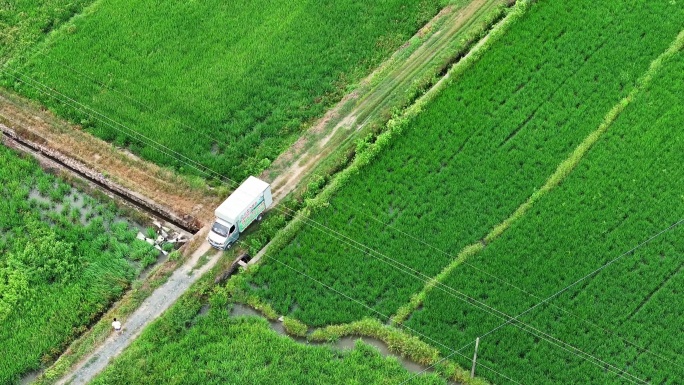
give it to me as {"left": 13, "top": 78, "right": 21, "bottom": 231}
{"left": 136, "top": 220, "right": 188, "bottom": 255}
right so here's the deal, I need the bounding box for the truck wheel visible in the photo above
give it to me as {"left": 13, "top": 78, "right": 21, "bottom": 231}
{"left": 257, "top": 214, "right": 263, "bottom": 221}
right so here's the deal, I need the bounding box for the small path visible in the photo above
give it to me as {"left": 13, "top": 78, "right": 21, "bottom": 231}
{"left": 261, "top": 0, "right": 505, "bottom": 205}
{"left": 57, "top": 240, "right": 219, "bottom": 385}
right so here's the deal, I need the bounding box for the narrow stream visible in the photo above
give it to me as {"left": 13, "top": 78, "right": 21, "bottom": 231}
{"left": 229, "top": 303, "right": 459, "bottom": 384}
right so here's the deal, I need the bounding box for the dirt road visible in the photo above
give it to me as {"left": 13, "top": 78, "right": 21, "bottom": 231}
{"left": 0, "top": 91, "right": 221, "bottom": 226}
{"left": 262, "top": 0, "right": 506, "bottom": 204}
{"left": 56, "top": 240, "right": 218, "bottom": 385}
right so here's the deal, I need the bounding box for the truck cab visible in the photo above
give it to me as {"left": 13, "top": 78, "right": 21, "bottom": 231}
{"left": 207, "top": 218, "right": 239, "bottom": 249}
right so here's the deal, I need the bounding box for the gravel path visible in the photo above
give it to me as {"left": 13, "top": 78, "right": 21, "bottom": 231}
{"left": 57, "top": 241, "right": 218, "bottom": 385}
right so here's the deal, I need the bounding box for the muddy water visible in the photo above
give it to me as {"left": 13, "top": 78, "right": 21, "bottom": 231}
{"left": 230, "top": 303, "right": 287, "bottom": 336}
{"left": 229, "top": 303, "right": 456, "bottom": 382}
{"left": 28, "top": 188, "right": 141, "bottom": 231}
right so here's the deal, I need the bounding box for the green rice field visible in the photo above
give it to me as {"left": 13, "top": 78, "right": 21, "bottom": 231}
{"left": 90, "top": 289, "right": 446, "bottom": 385}
{"left": 4, "top": 0, "right": 684, "bottom": 384}
{"left": 3, "top": 0, "right": 448, "bottom": 181}
{"left": 406, "top": 46, "right": 684, "bottom": 384}
{"left": 250, "top": 0, "right": 684, "bottom": 326}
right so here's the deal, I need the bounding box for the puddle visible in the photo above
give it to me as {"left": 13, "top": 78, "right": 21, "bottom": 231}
{"left": 227, "top": 303, "right": 455, "bottom": 381}
{"left": 335, "top": 336, "right": 426, "bottom": 373}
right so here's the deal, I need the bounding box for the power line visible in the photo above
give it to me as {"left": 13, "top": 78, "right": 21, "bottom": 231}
{"left": 287, "top": 209, "right": 651, "bottom": 385}
{"left": 401, "top": 216, "right": 684, "bottom": 385}
{"left": 398, "top": 345, "right": 470, "bottom": 385}
{"left": 334, "top": 199, "right": 684, "bottom": 372}
{"left": 2, "top": 66, "right": 651, "bottom": 384}
{"left": 477, "top": 218, "right": 684, "bottom": 341}
{"left": 5, "top": 58, "right": 489, "bottom": 384}
{"left": 25, "top": 51, "right": 684, "bottom": 375}
{"left": 0, "top": 66, "right": 659, "bottom": 384}
{"left": 0, "top": 69, "right": 223, "bottom": 182}
{"left": 34, "top": 50, "right": 233, "bottom": 148}
{"left": 244, "top": 241, "right": 523, "bottom": 385}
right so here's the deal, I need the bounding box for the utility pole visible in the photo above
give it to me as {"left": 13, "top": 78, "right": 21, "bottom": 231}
{"left": 471, "top": 337, "right": 480, "bottom": 378}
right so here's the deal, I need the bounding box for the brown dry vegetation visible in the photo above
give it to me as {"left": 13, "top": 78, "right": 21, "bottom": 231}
{"left": 0, "top": 90, "right": 221, "bottom": 225}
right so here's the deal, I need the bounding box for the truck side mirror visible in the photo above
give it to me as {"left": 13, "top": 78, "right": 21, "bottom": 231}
{"left": 229, "top": 225, "right": 236, "bottom": 234}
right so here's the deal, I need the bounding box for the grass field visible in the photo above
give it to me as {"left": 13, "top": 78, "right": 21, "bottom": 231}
{"left": 405, "top": 46, "right": 684, "bottom": 384}
{"left": 249, "top": 0, "right": 684, "bottom": 328}
{"left": 0, "top": 146, "right": 156, "bottom": 384}
{"left": 89, "top": 289, "right": 446, "bottom": 385}
{"left": 3, "top": 0, "right": 448, "bottom": 181}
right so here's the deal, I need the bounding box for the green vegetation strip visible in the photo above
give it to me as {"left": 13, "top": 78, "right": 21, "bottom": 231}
{"left": 0, "top": 146, "right": 156, "bottom": 384}
{"left": 3, "top": 0, "right": 448, "bottom": 182}
{"left": 252, "top": 0, "right": 529, "bottom": 271}
{"left": 406, "top": 37, "right": 684, "bottom": 384}
{"left": 248, "top": 0, "right": 530, "bottom": 323}
{"left": 309, "top": 318, "right": 488, "bottom": 385}
{"left": 392, "top": 28, "right": 684, "bottom": 325}
{"left": 250, "top": 0, "right": 684, "bottom": 327}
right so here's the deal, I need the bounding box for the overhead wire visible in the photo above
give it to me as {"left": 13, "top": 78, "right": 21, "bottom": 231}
{"left": 33, "top": 50, "right": 237, "bottom": 148}
{"left": 476, "top": 218, "right": 684, "bottom": 341}
{"left": 334, "top": 199, "right": 684, "bottom": 372}
{"left": 397, "top": 218, "right": 684, "bottom": 385}
{"left": 237, "top": 239, "right": 523, "bottom": 385}
{"left": 0, "top": 65, "right": 660, "bottom": 385}
{"left": 30, "top": 51, "right": 681, "bottom": 378}
{"left": 1, "top": 65, "right": 652, "bottom": 384}
{"left": 287, "top": 208, "right": 651, "bottom": 385}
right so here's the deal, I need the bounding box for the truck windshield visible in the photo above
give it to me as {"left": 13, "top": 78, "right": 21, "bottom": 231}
{"left": 211, "top": 222, "right": 230, "bottom": 237}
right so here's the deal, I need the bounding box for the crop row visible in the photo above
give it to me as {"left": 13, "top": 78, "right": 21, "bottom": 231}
{"left": 406, "top": 47, "right": 684, "bottom": 384}
{"left": 0, "top": 0, "right": 94, "bottom": 64}
{"left": 4, "top": 0, "right": 446, "bottom": 181}
{"left": 0, "top": 146, "right": 156, "bottom": 384}
{"left": 250, "top": 0, "right": 684, "bottom": 327}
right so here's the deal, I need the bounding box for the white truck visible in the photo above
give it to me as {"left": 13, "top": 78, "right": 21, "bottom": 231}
{"left": 207, "top": 176, "right": 273, "bottom": 250}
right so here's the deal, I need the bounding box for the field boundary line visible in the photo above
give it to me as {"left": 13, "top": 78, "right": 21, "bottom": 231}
{"left": 391, "top": 28, "right": 684, "bottom": 325}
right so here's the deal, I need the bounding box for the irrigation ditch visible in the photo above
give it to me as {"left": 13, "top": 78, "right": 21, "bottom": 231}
{"left": 1, "top": 122, "right": 207, "bottom": 385}
{"left": 226, "top": 303, "right": 460, "bottom": 384}
{"left": 1, "top": 123, "right": 200, "bottom": 234}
